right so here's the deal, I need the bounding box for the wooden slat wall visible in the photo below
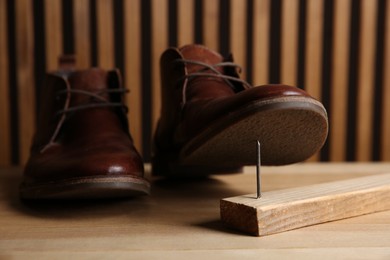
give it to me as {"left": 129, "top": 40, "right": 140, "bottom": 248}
{"left": 252, "top": 0, "right": 270, "bottom": 85}
{"left": 356, "top": 0, "right": 378, "bottom": 161}
{"left": 383, "top": 0, "right": 390, "bottom": 161}
{"left": 0, "top": 0, "right": 11, "bottom": 165}
{"left": 1, "top": 0, "right": 389, "bottom": 166}
{"left": 281, "top": 0, "right": 298, "bottom": 87}
{"left": 44, "top": 0, "right": 62, "bottom": 71}
{"left": 304, "top": 0, "right": 323, "bottom": 161}
{"left": 124, "top": 0, "right": 142, "bottom": 153}
{"left": 73, "top": 0, "right": 91, "bottom": 69}
{"left": 203, "top": 0, "right": 219, "bottom": 51}
{"left": 15, "top": 0, "right": 36, "bottom": 164}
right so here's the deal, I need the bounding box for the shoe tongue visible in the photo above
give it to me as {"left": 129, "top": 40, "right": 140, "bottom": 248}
{"left": 68, "top": 68, "right": 109, "bottom": 91}
{"left": 179, "top": 45, "right": 236, "bottom": 100}
{"left": 67, "top": 68, "right": 110, "bottom": 105}
{"left": 179, "top": 45, "right": 225, "bottom": 74}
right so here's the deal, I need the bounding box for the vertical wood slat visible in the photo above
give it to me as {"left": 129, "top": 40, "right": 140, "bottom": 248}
{"left": 230, "top": 0, "right": 247, "bottom": 79}
{"left": 330, "top": 0, "right": 351, "bottom": 161}
{"left": 356, "top": 0, "right": 377, "bottom": 161}
{"left": 73, "top": 0, "right": 91, "bottom": 69}
{"left": 304, "top": 0, "right": 323, "bottom": 162}
{"left": 151, "top": 0, "right": 168, "bottom": 135}
{"left": 44, "top": 0, "right": 62, "bottom": 71}
{"left": 382, "top": 0, "right": 390, "bottom": 161}
{"left": 15, "top": 0, "right": 36, "bottom": 164}
{"left": 124, "top": 0, "right": 143, "bottom": 153}
{"left": 304, "top": 0, "right": 323, "bottom": 100}
{"left": 178, "top": 0, "right": 194, "bottom": 46}
{"left": 96, "top": 0, "right": 114, "bottom": 68}
{"left": 280, "top": 0, "right": 299, "bottom": 86}
{"left": 252, "top": 0, "right": 270, "bottom": 86}
{"left": 203, "top": 0, "right": 219, "bottom": 51}
{"left": 0, "top": 0, "right": 10, "bottom": 165}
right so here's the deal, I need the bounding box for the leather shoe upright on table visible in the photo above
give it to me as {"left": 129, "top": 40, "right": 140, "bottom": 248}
{"left": 153, "top": 44, "right": 328, "bottom": 177}
{"left": 20, "top": 57, "right": 150, "bottom": 199}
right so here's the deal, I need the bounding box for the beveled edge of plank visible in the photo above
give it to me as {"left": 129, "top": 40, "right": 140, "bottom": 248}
{"left": 221, "top": 173, "right": 390, "bottom": 237}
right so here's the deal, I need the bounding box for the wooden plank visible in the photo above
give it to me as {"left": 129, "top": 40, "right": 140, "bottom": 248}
{"left": 151, "top": 0, "right": 168, "bottom": 135}
{"left": 96, "top": 0, "right": 114, "bottom": 68}
{"left": 177, "top": 0, "right": 194, "bottom": 46}
{"left": 124, "top": 0, "right": 143, "bottom": 153}
{"left": 203, "top": 0, "right": 219, "bottom": 51}
{"left": 252, "top": 0, "right": 270, "bottom": 86}
{"left": 230, "top": 0, "right": 247, "bottom": 79}
{"left": 280, "top": 0, "right": 299, "bottom": 86}
{"left": 382, "top": 0, "right": 390, "bottom": 161}
{"left": 15, "top": 0, "right": 36, "bottom": 164}
{"left": 44, "top": 0, "right": 62, "bottom": 71}
{"left": 73, "top": 0, "right": 90, "bottom": 69}
{"left": 0, "top": 0, "right": 10, "bottom": 165}
{"left": 330, "top": 0, "right": 351, "bottom": 161}
{"left": 304, "top": 0, "right": 323, "bottom": 162}
{"left": 221, "top": 173, "right": 390, "bottom": 236}
{"left": 356, "top": 0, "right": 377, "bottom": 161}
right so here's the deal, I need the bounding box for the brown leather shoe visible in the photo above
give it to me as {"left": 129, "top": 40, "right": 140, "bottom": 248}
{"left": 153, "top": 44, "right": 328, "bottom": 177}
{"left": 20, "top": 58, "right": 150, "bottom": 199}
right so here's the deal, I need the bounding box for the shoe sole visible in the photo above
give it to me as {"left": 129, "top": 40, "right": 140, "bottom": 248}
{"left": 20, "top": 176, "right": 151, "bottom": 200}
{"left": 153, "top": 96, "right": 328, "bottom": 177}
{"left": 180, "top": 96, "right": 328, "bottom": 167}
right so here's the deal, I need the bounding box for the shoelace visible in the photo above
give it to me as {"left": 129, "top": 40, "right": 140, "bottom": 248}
{"left": 175, "top": 58, "right": 251, "bottom": 89}
{"left": 40, "top": 88, "right": 128, "bottom": 153}
{"left": 55, "top": 88, "right": 129, "bottom": 116}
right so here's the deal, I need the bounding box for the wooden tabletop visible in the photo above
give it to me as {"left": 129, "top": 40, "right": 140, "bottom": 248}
{"left": 1, "top": 163, "right": 390, "bottom": 259}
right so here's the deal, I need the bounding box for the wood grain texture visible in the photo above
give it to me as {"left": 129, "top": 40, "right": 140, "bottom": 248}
{"left": 44, "top": 0, "right": 62, "bottom": 71}
{"left": 230, "top": 0, "right": 247, "bottom": 80}
{"left": 203, "top": 0, "right": 219, "bottom": 51}
{"left": 356, "top": 0, "right": 377, "bottom": 161}
{"left": 281, "top": 0, "right": 299, "bottom": 86}
{"left": 96, "top": 0, "right": 114, "bottom": 68}
{"left": 73, "top": 0, "right": 90, "bottom": 69}
{"left": 124, "top": 0, "right": 143, "bottom": 153}
{"left": 15, "top": 0, "right": 36, "bottom": 164}
{"left": 221, "top": 173, "right": 390, "bottom": 236}
{"left": 151, "top": 0, "right": 168, "bottom": 134}
{"left": 178, "top": 0, "right": 194, "bottom": 46}
{"left": 382, "top": 0, "right": 390, "bottom": 161}
{"left": 0, "top": 0, "right": 10, "bottom": 165}
{"left": 252, "top": 0, "right": 270, "bottom": 86}
{"left": 330, "top": 0, "right": 351, "bottom": 161}
{"left": 1, "top": 163, "right": 390, "bottom": 258}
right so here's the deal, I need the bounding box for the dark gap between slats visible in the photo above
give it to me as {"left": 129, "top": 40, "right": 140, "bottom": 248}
{"left": 346, "top": 0, "right": 361, "bottom": 161}
{"left": 372, "top": 0, "right": 386, "bottom": 161}
{"left": 194, "top": 0, "right": 203, "bottom": 44}
{"left": 89, "top": 0, "right": 98, "bottom": 66}
{"left": 62, "top": 0, "right": 75, "bottom": 54}
{"left": 297, "top": 0, "right": 307, "bottom": 90}
{"left": 268, "top": 0, "right": 281, "bottom": 84}
{"left": 141, "top": 0, "right": 152, "bottom": 161}
{"left": 33, "top": 0, "right": 46, "bottom": 120}
{"left": 113, "top": 0, "right": 125, "bottom": 75}
{"left": 6, "top": 0, "right": 19, "bottom": 164}
{"left": 245, "top": 0, "right": 254, "bottom": 85}
{"left": 320, "top": 0, "right": 334, "bottom": 162}
{"left": 219, "top": 0, "right": 230, "bottom": 56}
{"left": 168, "top": 0, "right": 178, "bottom": 47}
